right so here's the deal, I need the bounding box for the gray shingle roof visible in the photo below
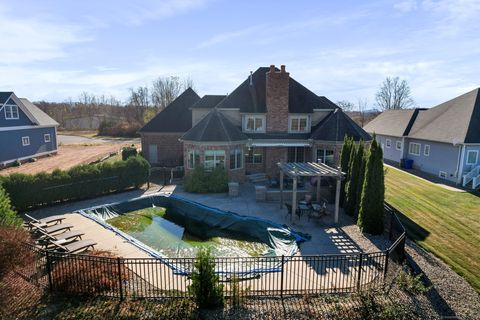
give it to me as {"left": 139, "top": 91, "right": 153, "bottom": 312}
{"left": 181, "top": 109, "right": 247, "bottom": 142}
{"left": 215, "top": 67, "right": 337, "bottom": 113}
{"left": 363, "top": 109, "right": 417, "bottom": 137}
{"left": 19, "top": 98, "right": 59, "bottom": 126}
{"left": 311, "top": 109, "right": 372, "bottom": 141}
{"left": 139, "top": 88, "right": 200, "bottom": 133}
{"left": 408, "top": 88, "right": 480, "bottom": 144}
{"left": 190, "top": 95, "right": 226, "bottom": 109}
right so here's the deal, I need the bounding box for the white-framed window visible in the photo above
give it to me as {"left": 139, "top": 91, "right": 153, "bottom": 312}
{"left": 4, "top": 104, "right": 19, "bottom": 120}
{"left": 229, "top": 148, "right": 243, "bottom": 170}
{"left": 22, "top": 136, "right": 30, "bottom": 146}
{"left": 424, "top": 144, "right": 430, "bottom": 156}
{"left": 439, "top": 171, "right": 447, "bottom": 179}
{"left": 409, "top": 142, "right": 421, "bottom": 156}
{"left": 245, "top": 148, "right": 263, "bottom": 164}
{"left": 243, "top": 115, "right": 265, "bottom": 132}
{"left": 187, "top": 150, "right": 200, "bottom": 169}
{"left": 44, "top": 133, "right": 51, "bottom": 143}
{"left": 396, "top": 141, "right": 402, "bottom": 150}
{"left": 288, "top": 147, "right": 305, "bottom": 162}
{"left": 204, "top": 150, "right": 225, "bottom": 170}
{"left": 289, "top": 115, "right": 309, "bottom": 133}
{"left": 466, "top": 150, "right": 478, "bottom": 165}
{"left": 317, "top": 149, "right": 335, "bottom": 166}
{"left": 386, "top": 139, "right": 391, "bottom": 148}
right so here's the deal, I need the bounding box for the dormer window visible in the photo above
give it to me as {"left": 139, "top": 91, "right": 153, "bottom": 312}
{"left": 289, "top": 115, "right": 310, "bottom": 133}
{"left": 243, "top": 115, "right": 265, "bottom": 132}
{"left": 4, "top": 104, "right": 19, "bottom": 120}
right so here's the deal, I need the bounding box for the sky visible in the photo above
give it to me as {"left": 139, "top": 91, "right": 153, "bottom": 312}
{"left": 0, "top": 0, "right": 479, "bottom": 109}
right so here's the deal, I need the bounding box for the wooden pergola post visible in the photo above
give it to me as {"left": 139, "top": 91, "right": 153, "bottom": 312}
{"left": 292, "top": 177, "right": 297, "bottom": 223}
{"left": 279, "top": 171, "right": 284, "bottom": 209}
{"left": 334, "top": 177, "right": 341, "bottom": 224}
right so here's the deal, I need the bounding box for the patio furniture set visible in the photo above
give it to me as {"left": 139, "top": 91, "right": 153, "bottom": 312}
{"left": 25, "top": 214, "right": 97, "bottom": 254}
{"left": 285, "top": 195, "right": 328, "bottom": 221}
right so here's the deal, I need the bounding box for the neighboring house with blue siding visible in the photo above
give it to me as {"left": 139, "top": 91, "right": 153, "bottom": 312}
{"left": 364, "top": 88, "right": 480, "bottom": 189}
{"left": 0, "top": 92, "right": 58, "bottom": 167}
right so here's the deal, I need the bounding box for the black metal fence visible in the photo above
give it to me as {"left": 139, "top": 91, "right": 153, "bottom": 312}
{"left": 22, "top": 203, "right": 406, "bottom": 300}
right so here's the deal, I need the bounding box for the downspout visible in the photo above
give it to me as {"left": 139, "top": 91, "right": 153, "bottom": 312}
{"left": 456, "top": 144, "right": 466, "bottom": 185}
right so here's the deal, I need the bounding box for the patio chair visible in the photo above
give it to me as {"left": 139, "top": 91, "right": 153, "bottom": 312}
{"left": 308, "top": 203, "right": 327, "bottom": 221}
{"left": 31, "top": 223, "right": 73, "bottom": 236}
{"left": 51, "top": 239, "right": 97, "bottom": 254}
{"left": 24, "top": 214, "right": 66, "bottom": 229}
{"left": 285, "top": 203, "right": 301, "bottom": 218}
{"left": 37, "top": 230, "right": 85, "bottom": 247}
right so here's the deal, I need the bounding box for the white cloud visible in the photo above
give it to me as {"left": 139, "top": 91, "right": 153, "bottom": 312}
{"left": 0, "top": 5, "right": 91, "bottom": 65}
{"left": 394, "top": 0, "right": 419, "bottom": 13}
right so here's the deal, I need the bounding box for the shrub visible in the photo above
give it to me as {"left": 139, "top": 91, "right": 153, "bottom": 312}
{"left": 184, "top": 166, "right": 228, "bottom": 193}
{"left": 357, "top": 137, "right": 385, "bottom": 235}
{"left": 0, "top": 184, "right": 20, "bottom": 226}
{"left": 0, "top": 226, "right": 34, "bottom": 280}
{"left": 396, "top": 270, "right": 431, "bottom": 295}
{"left": 98, "top": 120, "right": 141, "bottom": 137}
{"left": 1, "top": 156, "right": 150, "bottom": 211}
{"left": 345, "top": 140, "right": 365, "bottom": 216}
{"left": 230, "top": 275, "right": 250, "bottom": 308}
{"left": 188, "top": 249, "right": 224, "bottom": 309}
{"left": 51, "top": 250, "right": 129, "bottom": 296}
{"left": 121, "top": 146, "right": 138, "bottom": 160}
{"left": 340, "top": 136, "right": 354, "bottom": 207}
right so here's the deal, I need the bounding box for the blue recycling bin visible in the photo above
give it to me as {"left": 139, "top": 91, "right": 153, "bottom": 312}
{"left": 404, "top": 159, "right": 414, "bottom": 169}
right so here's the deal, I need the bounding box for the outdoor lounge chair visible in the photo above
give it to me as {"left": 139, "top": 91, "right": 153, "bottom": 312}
{"left": 24, "top": 214, "right": 66, "bottom": 229}
{"left": 37, "top": 230, "right": 85, "bottom": 247}
{"left": 31, "top": 223, "right": 73, "bottom": 236}
{"left": 51, "top": 239, "right": 97, "bottom": 254}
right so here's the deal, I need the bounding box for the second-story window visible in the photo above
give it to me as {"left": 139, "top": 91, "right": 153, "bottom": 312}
{"left": 4, "top": 105, "right": 19, "bottom": 120}
{"left": 289, "top": 116, "right": 309, "bottom": 132}
{"left": 244, "top": 115, "right": 265, "bottom": 132}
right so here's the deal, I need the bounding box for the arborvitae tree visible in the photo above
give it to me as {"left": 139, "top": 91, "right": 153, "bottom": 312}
{"left": 354, "top": 141, "right": 366, "bottom": 217}
{"left": 357, "top": 137, "right": 385, "bottom": 235}
{"left": 345, "top": 141, "right": 365, "bottom": 216}
{"left": 0, "top": 184, "right": 18, "bottom": 226}
{"left": 339, "top": 136, "right": 354, "bottom": 207}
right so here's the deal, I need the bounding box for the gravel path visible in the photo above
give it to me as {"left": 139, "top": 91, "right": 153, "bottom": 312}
{"left": 406, "top": 240, "right": 480, "bottom": 319}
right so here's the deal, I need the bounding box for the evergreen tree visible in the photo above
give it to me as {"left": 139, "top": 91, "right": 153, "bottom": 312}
{"left": 357, "top": 137, "right": 385, "bottom": 235}
{"left": 339, "top": 136, "right": 354, "bottom": 207}
{"left": 345, "top": 141, "right": 365, "bottom": 216}
{"left": 354, "top": 141, "right": 366, "bottom": 217}
{"left": 0, "top": 184, "right": 18, "bottom": 226}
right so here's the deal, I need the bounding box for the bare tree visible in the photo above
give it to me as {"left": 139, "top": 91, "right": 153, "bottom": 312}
{"left": 375, "top": 77, "right": 414, "bottom": 110}
{"left": 336, "top": 100, "right": 355, "bottom": 111}
{"left": 150, "top": 76, "right": 195, "bottom": 111}
{"left": 357, "top": 98, "right": 368, "bottom": 127}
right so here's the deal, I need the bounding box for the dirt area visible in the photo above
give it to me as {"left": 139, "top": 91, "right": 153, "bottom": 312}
{"left": 0, "top": 144, "right": 134, "bottom": 176}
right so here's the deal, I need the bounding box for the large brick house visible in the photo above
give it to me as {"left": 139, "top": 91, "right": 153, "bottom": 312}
{"left": 139, "top": 65, "right": 371, "bottom": 182}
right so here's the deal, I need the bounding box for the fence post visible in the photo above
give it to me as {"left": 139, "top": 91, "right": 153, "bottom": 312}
{"left": 356, "top": 253, "right": 363, "bottom": 292}
{"left": 389, "top": 209, "right": 394, "bottom": 240}
{"left": 280, "top": 255, "right": 284, "bottom": 298}
{"left": 117, "top": 257, "right": 124, "bottom": 301}
{"left": 46, "top": 251, "right": 53, "bottom": 293}
{"left": 383, "top": 250, "right": 390, "bottom": 290}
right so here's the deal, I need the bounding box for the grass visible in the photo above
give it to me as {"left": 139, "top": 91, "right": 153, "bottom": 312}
{"left": 384, "top": 165, "right": 480, "bottom": 292}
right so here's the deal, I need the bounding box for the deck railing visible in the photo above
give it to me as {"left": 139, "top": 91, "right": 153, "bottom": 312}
{"left": 22, "top": 203, "right": 406, "bottom": 300}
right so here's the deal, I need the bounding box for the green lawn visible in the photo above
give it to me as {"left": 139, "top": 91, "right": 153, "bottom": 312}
{"left": 384, "top": 166, "right": 480, "bottom": 293}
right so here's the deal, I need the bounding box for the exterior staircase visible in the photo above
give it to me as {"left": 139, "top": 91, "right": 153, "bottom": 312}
{"left": 462, "top": 165, "right": 480, "bottom": 189}
{"left": 247, "top": 173, "right": 269, "bottom": 185}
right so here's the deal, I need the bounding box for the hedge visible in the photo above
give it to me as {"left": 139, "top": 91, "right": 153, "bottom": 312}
{"left": 0, "top": 156, "right": 150, "bottom": 212}
{"left": 122, "top": 146, "right": 138, "bottom": 160}
{"left": 184, "top": 166, "right": 228, "bottom": 193}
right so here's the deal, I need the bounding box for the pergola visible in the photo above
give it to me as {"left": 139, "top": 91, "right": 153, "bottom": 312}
{"left": 277, "top": 162, "right": 345, "bottom": 223}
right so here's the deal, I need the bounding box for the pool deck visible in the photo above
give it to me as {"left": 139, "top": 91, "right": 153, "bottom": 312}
{"left": 25, "top": 183, "right": 390, "bottom": 294}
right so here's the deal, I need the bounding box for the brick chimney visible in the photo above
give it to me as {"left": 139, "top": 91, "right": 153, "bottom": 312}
{"left": 266, "top": 64, "right": 289, "bottom": 132}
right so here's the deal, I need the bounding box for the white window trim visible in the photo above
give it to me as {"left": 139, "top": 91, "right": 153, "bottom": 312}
{"left": 22, "top": 136, "right": 30, "bottom": 146}
{"left": 466, "top": 150, "right": 478, "bottom": 165}
{"left": 409, "top": 142, "right": 421, "bottom": 156}
{"left": 243, "top": 115, "right": 266, "bottom": 133}
{"left": 4, "top": 104, "right": 19, "bottom": 120}
{"left": 187, "top": 150, "right": 199, "bottom": 169}
{"left": 424, "top": 144, "right": 430, "bottom": 156}
{"left": 44, "top": 133, "right": 51, "bottom": 143}
{"left": 386, "top": 139, "right": 391, "bottom": 148}
{"left": 396, "top": 141, "right": 402, "bottom": 150}
{"left": 204, "top": 150, "right": 226, "bottom": 169}
{"left": 229, "top": 148, "right": 243, "bottom": 170}
{"left": 288, "top": 115, "right": 310, "bottom": 133}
